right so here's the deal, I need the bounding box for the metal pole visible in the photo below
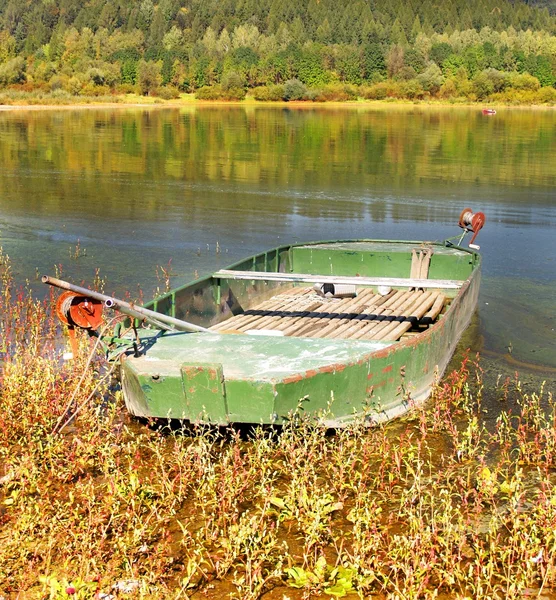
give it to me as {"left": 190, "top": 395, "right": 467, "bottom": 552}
{"left": 42, "top": 275, "right": 210, "bottom": 334}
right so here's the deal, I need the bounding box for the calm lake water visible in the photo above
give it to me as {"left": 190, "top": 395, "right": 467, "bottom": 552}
{"left": 0, "top": 105, "right": 554, "bottom": 392}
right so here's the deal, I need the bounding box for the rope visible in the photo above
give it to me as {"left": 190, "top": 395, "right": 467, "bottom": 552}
{"left": 59, "top": 294, "right": 75, "bottom": 324}
{"left": 460, "top": 210, "right": 475, "bottom": 227}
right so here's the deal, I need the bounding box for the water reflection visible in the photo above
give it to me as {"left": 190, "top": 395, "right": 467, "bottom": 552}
{"left": 0, "top": 106, "right": 554, "bottom": 378}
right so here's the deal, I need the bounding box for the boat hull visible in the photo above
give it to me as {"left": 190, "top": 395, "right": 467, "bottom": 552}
{"left": 120, "top": 239, "right": 481, "bottom": 426}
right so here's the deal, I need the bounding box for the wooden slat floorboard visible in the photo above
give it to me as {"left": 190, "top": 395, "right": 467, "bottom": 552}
{"left": 345, "top": 291, "right": 420, "bottom": 341}
{"left": 209, "top": 286, "right": 447, "bottom": 341}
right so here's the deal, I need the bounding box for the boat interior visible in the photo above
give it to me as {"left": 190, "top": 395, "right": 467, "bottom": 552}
{"left": 148, "top": 241, "right": 477, "bottom": 343}
{"left": 206, "top": 245, "right": 460, "bottom": 342}
{"left": 208, "top": 285, "right": 448, "bottom": 342}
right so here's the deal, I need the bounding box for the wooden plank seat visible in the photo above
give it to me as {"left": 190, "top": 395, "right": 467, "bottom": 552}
{"left": 210, "top": 286, "right": 447, "bottom": 342}
{"left": 214, "top": 269, "right": 463, "bottom": 290}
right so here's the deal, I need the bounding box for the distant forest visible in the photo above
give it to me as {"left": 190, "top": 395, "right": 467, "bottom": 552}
{"left": 0, "top": 0, "right": 555, "bottom": 102}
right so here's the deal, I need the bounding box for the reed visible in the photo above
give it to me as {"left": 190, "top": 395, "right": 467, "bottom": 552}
{"left": 0, "top": 250, "right": 554, "bottom": 599}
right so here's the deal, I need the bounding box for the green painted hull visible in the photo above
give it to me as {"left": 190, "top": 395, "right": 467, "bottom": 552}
{"left": 120, "top": 239, "right": 481, "bottom": 426}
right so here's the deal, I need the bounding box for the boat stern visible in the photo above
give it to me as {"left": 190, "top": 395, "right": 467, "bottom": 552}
{"left": 121, "top": 356, "right": 231, "bottom": 425}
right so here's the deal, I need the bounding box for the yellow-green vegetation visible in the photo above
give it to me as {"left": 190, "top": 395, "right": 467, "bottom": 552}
{"left": 0, "top": 0, "right": 555, "bottom": 105}
{"left": 1, "top": 249, "right": 556, "bottom": 599}
{"left": 0, "top": 86, "right": 554, "bottom": 108}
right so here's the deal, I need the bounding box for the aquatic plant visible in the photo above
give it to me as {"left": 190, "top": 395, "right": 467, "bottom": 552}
{"left": 0, "top": 250, "right": 555, "bottom": 598}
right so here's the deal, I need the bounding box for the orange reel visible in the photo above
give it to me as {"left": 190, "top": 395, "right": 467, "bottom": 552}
{"left": 55, "top": 292, "right": 104, "bottom": 357}
{"left": 458, "top": 208, "right": 486, "bottom": 249}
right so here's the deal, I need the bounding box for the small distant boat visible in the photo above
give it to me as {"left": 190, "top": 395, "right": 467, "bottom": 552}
{"left": 482, "top": 109, "right": 496, "bottom": 115}
{"left": 44, "top": 210, "right": 486, "bottom": 427}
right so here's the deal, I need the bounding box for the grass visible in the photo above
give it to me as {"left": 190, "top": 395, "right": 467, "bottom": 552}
{"left": 0, "top": 88, "right": 554, "bottom": 110}
{"left": 1, "top": 248, "right": 555, "bottom": 599}
{"left": 0, "top": 88, "right": 124, "bottom": 106}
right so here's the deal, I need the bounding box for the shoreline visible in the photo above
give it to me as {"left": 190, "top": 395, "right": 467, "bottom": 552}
{"left": 0, "top": 96, "right": 554, "bottom": 112}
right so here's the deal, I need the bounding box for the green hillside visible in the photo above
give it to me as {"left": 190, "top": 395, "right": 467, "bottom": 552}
{"left": 0, "top": 0, "right": 554, "bottom": 102}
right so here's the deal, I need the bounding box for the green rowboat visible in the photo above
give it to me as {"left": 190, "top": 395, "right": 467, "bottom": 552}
{"left": 119, "top": 235, "right": 481, "bottom": 427}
